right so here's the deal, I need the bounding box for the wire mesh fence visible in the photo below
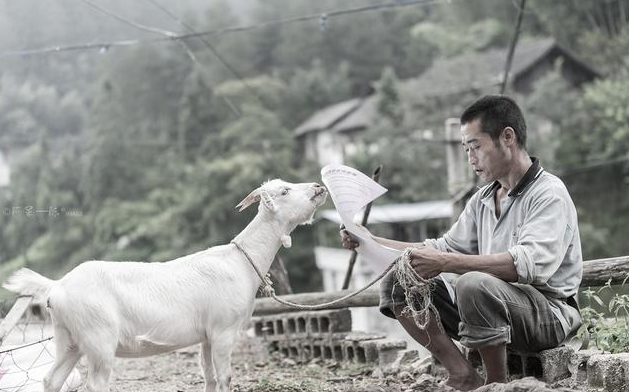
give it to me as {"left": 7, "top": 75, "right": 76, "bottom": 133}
{"left": 0, "top": 297, "right": 82, "bottom": 392}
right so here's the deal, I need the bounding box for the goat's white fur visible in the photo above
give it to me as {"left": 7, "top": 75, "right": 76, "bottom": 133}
{"left": 3, "top": 179, "right": 327, "bottom": 392}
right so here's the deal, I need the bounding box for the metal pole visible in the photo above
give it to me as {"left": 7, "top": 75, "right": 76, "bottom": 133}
{"left": 500, "top": 0, "right": 527, "bottom": 94}
{"left": 341, "top": 165, "right": 383, "bottom": 290}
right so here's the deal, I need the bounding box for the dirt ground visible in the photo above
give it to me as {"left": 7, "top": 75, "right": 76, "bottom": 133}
{"left": 79, "top": 340, "right": 404, "bottom": 392}
{"left": 72, "top": 338, "right": 583, "bottom": 392}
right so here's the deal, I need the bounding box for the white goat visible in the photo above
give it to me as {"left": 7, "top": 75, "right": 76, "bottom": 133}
{"left": 3, "top": 179, "right": 327, "bottom": 392}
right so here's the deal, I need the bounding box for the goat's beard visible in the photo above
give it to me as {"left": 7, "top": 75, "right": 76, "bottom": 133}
{"left": 300, "top": 211, "right": 316, "bottom": 225}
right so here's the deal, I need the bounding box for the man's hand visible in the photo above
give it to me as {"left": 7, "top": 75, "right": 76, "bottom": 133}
{"left": 339, "top": 227, "right": 360, "bottom": 250}
{"left": 409, "top": 247, "right": 447, "bottom": 279}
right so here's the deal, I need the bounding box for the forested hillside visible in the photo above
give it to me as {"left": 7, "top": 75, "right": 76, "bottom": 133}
{"left": 0, "top": 0, "right": 627, "bottom": 292}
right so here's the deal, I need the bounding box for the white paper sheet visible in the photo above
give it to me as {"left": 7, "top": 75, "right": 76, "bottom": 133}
{"left": 321, "top": 164, "right": 400, "bottom": 271}
{"left": 321, "top": 163, "right": 456, "bottom": 303}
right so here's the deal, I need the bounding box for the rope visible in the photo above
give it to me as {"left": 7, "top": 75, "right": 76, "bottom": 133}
{"left": 232, "top": 240, "right": 442, "bottom": 331}
{"left": 232, "top": 240, "right": 396, "bottom": 310}
{"left": 395, "top": 247, "right": 444, "bottom": 333}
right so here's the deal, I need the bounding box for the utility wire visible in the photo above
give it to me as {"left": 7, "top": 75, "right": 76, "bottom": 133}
{"left": 79, "top": 0, "right": 177, "bottom": 37}
{"left": 144, "top": 0, "right": 263, "bottom": 108}
{"left": 78, "top": 0, "right": 198, "bottom": 62}
{"left": 1, "top": 0, "right": 444, "bottom": 58}
{"left": 78, "top": 0, "right": 244, "bottom": 116}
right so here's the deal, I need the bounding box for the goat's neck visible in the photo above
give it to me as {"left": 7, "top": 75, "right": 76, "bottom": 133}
{"left": 233, "top": 212, "right": 290, "bottom": 275}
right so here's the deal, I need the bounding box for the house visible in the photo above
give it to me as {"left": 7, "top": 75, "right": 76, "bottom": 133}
{"left": 294, "top": 38, "right": 598, "bottom": 167}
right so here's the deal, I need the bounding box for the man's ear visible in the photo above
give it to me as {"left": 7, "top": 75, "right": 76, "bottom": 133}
{"left": 502, "top": 127, "right": 517, "bottom": 146}
{"left": 260, "top": 190, "right": 277, "bottom": 212}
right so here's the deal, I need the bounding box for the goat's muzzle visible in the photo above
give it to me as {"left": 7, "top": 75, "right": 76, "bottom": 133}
{"left": 310, "top": 185, "right": 327, "bottom": 201}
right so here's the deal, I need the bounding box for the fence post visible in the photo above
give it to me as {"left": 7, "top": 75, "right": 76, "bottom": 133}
{"left": 0, "top": 296, "right": 33, "bottom": 345}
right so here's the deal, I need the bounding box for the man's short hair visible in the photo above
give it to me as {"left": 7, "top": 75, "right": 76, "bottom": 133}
{"left": 460, "top": 95, "right": 527, "bottom": 149}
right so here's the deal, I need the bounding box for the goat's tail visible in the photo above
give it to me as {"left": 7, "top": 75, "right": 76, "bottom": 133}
{"left": 3, "top": 268, "right": 54, "bottom": 301}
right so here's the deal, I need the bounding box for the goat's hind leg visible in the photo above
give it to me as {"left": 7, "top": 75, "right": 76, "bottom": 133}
{"left": 200, "top": 340, "right": 217, "bottom": 392}
{"left": 44, "top": 326, "right": 82, "bottom": 392}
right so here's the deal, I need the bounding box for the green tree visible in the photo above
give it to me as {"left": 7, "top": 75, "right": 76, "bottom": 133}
{"left": 283, "top": 59, "right": 353, "bottom": 127}
{"left": 376, "top": 67, "right": 403, "bottom": 126}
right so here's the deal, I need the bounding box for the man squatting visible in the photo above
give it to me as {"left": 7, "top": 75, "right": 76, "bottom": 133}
{"left": 341, "top": 95, "right": 582, "bottom": 390}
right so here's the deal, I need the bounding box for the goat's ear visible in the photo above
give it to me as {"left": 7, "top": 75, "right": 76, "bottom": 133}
{"left": 235, "top": 189, "right": 261, "bottom": 212}
{"left": 260, "top": 190, "right": 277, "bottom": 212}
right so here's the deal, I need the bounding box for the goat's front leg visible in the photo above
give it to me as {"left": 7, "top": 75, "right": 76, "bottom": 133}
{"left": 82, "top": 333, "right": 116, "bottom": 392}
{"left": 200, "top": 340, "right": 217, "bottom": 392}
{"left": 210, "top": 331, "right": 237, "bottom": 392}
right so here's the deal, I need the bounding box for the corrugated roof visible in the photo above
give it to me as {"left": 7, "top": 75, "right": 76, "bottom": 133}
{"left": 293, "top": 97, "right": 363, "bottom": 136}
{"left": 319, "top": 200, "right": 452, "bottom": 225}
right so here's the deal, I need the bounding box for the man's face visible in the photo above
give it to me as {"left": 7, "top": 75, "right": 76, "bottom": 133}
{"left": 461, "top": 118, "right": 508, "bottom": 183}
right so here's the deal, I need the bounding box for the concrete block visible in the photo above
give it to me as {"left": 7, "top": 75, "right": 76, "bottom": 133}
{"left": 375, "top": 339, "right": 407, "bottom": 369}
{"left": 507, "top": 352, "right": 524, "bottom": 376}
{"left": 343, "top": 331, "right": 386, "bottom": 342}
{"left": 286, "top": 315, "right": 308, "bottom": 335}
{"left": 356, "top": 340, "right": 381, "bottom": 364}
{"left": 569, "top": 349, "right": 603, "bottom": 384}
{"left": 311, "top": 339, "right": 326, "bottom": 359}
{"left": 341, "top": 332, "right": 385, "bottom": 364}
{"left": 538, "top": 346, "right": 574, "bottom": 382}
{"left": 506, "top": 346, "right": 573, "bottom": 382}
{"left": 307, "top": 308, "right": 352, "bottom": 336}
{"left": 383, "top": 349, "right": 420, "bottom": 374}
{"left": 252, "top": 309, "right": 352, "bottom": 341}
{"left": 522, "top": 354, "right": 542, "bottom": 379}
{"left": 587, "top": 353, "right": 629, "bottom": 392}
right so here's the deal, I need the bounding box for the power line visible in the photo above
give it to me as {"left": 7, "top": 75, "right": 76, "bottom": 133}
{"left": 77, "top": 0, "right": 245, "bottom": 115}
{"left": 79, "top": 0, "right": 177, "bottom": 37}
{"left": 0, "top": 0, "right": 444, "bottom": 58}
{"left": 78, "top": 0, "right": 198, "bottom": 62}
{"left": 143, "top": 0, "right": 263, "bottom": 108}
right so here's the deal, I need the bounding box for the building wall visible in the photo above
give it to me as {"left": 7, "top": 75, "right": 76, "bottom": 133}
{"left": 315, "top": 131, "right": 345, "bottom": 166}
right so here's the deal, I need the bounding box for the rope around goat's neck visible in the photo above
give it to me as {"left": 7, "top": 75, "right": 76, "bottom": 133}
{"left": 231, "top": 240, "right": 444, "bottom": 331}
{"left": 231, "top": 240, "right": 396, "bottom": 310}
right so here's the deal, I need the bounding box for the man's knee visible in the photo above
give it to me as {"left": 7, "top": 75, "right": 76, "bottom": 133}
{"left": 455, "top": 272, "right": 505, "bottom": 317}
{"left": 455, "top": 272, "right": 500, "bottom": 297}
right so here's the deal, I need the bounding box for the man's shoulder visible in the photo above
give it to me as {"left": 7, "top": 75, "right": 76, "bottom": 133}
{"left": 527, "top": 171, "right": 575, "bottom": 206}
{"left": 536, "top": 171, "right": 569, "bottom": 194}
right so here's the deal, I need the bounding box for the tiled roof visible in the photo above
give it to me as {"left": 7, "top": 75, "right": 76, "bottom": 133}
{"left": 294, "top": 97, "right": 363, "bottom": 136}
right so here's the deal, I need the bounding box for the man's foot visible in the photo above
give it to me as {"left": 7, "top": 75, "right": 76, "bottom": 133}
{"left": 444, "top": 371, "right": 483, "bottom": 391}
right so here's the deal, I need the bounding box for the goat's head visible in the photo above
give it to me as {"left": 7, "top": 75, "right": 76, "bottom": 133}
{"left": 236, "top": 179, "right": 327, "bottom": 246}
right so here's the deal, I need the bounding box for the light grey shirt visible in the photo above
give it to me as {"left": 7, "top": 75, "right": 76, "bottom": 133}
{"left": 425, "top": 165, "right": 583, "bottom": 339}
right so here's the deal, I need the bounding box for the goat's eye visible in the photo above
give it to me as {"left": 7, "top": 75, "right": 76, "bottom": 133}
{"left": 281, "top": 188, "right": 290, "bottom": 196}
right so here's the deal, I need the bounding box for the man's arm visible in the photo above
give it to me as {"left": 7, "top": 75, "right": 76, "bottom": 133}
{"left": 340, "top": 228, "right": 424, "bottom": 251}
{"left": 409, "top": 246, "right": 518, "bottom": 282}
{"left": 372, "top": 235, "right": 425, "bottom": 251}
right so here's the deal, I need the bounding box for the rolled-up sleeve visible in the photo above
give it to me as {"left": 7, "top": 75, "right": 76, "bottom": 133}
{"left": 508, "top": 195, "right": 574, "bottom": 285}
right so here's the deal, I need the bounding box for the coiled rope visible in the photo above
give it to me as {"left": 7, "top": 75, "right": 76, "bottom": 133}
{"left": 232, "top": 240, "right": 442, "bottom": 330}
